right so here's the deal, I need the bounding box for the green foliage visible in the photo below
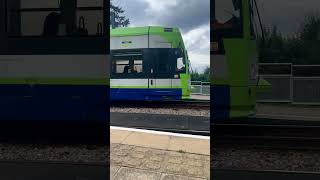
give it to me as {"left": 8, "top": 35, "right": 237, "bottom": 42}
{"left": 110, "top": 0, "right": 130, "bottom": 28}
{"left": 191, "top": 66, "right": 210, "bottom": 82}
{"left": 259, "top": 14, "right": 320, "bottom": 64}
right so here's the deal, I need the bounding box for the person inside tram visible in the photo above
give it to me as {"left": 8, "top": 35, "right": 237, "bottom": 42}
{"left": 123, "top": 65, "right": 130, "bottom": 74}
{"left": 132, "top": 66, "right": 138, "bottom": 73}
{"left": 43, "top": 12, "right": 62, "bottom": 37}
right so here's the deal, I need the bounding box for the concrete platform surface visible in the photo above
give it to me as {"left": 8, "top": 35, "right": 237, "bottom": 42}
{"left": 257, "top": 103, "right": 320, "bottom": 120}
{"left": 110, "top": 127, "right": 210, "bottom": 180}
{"left": 190, "top": 95, "right": 210, "bottom": 101}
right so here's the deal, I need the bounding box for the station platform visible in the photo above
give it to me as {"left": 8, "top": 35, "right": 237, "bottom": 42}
{"left": 190, "top": 95, "right": 210, "bottom": 101}
{"left": 110, "top": 126, "right": 210, "bottom": 180}
{"left": 256, "top": 103, "right": 320, "bottom": 121}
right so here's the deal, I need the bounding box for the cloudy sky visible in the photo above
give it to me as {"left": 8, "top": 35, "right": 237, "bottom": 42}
{"left": 112, "top": 0, "right": 210, "bottom": 73}
{"left": 112, "top": 0, "right": 320, "bottom": 72}
{"left": 258, "top": 0, "right": 320, "bottom": 36}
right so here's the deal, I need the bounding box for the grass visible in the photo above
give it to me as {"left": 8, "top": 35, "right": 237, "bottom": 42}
{"left": 177, "top": 149, "right": 186, "bottom": 153}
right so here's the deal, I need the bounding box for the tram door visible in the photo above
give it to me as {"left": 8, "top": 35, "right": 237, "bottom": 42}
{"left": 144, "top": 49, "right": 157, "bottom": 90}
{"left": 146, "top": 49, "right": 175, "bottom": 90}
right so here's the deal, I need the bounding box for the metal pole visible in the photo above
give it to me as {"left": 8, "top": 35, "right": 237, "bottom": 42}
{"left": 290, "top": 63, "right": 293, "bottom": 103}
{"left": 110, "top": 11, "right": 116, "bottom": 29}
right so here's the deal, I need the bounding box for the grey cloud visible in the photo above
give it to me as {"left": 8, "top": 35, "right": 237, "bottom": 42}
{"left": 114, "top": 0, "right": 210, "bottom": 33}
{"left": 112, "top": 0, "right": 210, "bottom": 72}
{"left": 258, "top": 0, "right": 320, "bottom": 36}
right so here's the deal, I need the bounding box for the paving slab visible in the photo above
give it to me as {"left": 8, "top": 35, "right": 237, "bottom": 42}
{"left": 110, "top": 143, "right": 209, "bottom": 179}
{"left": 113, "top": 167, "right": 161, "bottom": 180}
{"left": 110, "top": 128, "right": 210, "bottom": 179}
{"left": 111, "top": 129, "right": 209, "bottom": 155}
{"left": 190, "top": 95, "right": 210, "bottom": 101}
{"left": 111, "top": 165, "right": 121, "bottom": 179}
{"left": 168, "top": 136, "right": 210, "bottom": 155}
{"left": 160, "top": 173, "right": 206, "bottom": 180}
{"left": 122, "top": 132, "right": 170, "bottom": 149}
{"left": 110, "top": 130, "right": 132, "bottom": 144}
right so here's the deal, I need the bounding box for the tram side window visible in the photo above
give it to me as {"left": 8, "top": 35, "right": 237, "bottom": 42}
{"left": 213, "top": 0, "right": 243, "bottom": 37}
{"left": 6, "top": 0, "right": 104, "bottom": 37}
{"left": 113, "top": 56, "right": 144, "bottom": 75}
{"left": 133, "top": 60, "right": 143, "bottom": 73}
{"left": 115, "top": 60, "right": 130, "bottom": 74}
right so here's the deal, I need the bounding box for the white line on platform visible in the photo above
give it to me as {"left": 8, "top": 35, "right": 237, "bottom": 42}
{"left": 110, "top": 126, "right": 210, "bottom": 140}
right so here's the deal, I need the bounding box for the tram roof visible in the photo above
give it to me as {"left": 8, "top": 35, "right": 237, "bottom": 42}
{"left": 110, "top": 26, "right": 186, "bottom": 49}
{"left": 111, "top": 26, "right": 181, "bottom": 37}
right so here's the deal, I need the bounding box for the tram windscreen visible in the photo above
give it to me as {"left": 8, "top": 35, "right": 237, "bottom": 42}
{"left": 212, "top": 0, "right": 243, "bottom": 38}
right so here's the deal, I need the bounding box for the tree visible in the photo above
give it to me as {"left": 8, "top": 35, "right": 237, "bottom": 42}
{"left": 258, "top": 14, "right": 320, "bottom": 65}
{"left": 110, "top": 0, "right": 130, "bottom": 28}
{"left": 190, "top": 66, "right": 210, "bottom": 82}
{"left": 299, "top": 14, "right": 320, "bottom": 41}
{"left": 258, "top": 25, "right": 286, "bottom": 63}
{"left": 297, "top": 14, "right": 320, "bottom": 64}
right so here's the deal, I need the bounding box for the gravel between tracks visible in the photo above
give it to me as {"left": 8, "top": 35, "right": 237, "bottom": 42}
{"left": 212, "top": 147, "right": 320, "bottom": 171}
{"left": 0, "top": 144, "right": 108, "bottom": 163}
{"left": 111, "top": 107, "right": 210, "bottom": 117}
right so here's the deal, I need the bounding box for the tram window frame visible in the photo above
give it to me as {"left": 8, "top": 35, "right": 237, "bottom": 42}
{"left": 0, "top": 0, "right": 6, "bottom": 51}
{"left": 1, "top": 0, "right": 108, "bottom": 55}
{"left": 176, "top": 48, "right": 187, "bottom": 74}
{"left": 115, "top": 59, "right": 130, "bottom": 74}
{"left": 111, "top": 51, "right": 147, "bottom": 79}
{"left": 111, "top": 48, "right": 181, "bottom": 79}
{"left": 249, "top": 0, "right": 261, "bottom": 40}
{"left": 212, "top": 0, "right": 244, "bottom": 38}
{"left": 6, "top": 0, "right": 105, "bottom": 37}
{"left": 133, "top": 59, "right": 143, "bottom": 74}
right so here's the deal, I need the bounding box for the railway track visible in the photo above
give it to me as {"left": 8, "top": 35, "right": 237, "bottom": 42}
{"left": 0, "top": 160, "right": 107, "bottom": 180}
{"left": 111, "top": 112, "right": 210, "bottom": 135}
{"left": 111, "top": 100, "right": 210, "bottom": 109}
{"left": 0, "top": 122, "right": 108, "bottom": 145}
{"left": 213, "top": 123, "right": 320, "bottom": 150}
{"left": 212, "top": 169, "right": 320, "bottom": 180}
{"left": 0, "top": 123, "right": 108, "bottom": 179}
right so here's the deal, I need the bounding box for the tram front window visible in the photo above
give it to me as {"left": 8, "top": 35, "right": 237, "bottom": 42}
{"left": 173, "top": 48, "right": 186, "bottom": 74}
{"left": 176, "top": 57, "right": 186, "bottom": 74}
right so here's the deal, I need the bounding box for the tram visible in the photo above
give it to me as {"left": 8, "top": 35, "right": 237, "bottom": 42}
{"left": 0, "top": 0, "right": 108, "bottom": 123}
{"left": 211, "top": 0, "right": 267, "bottom": 120}
{"left": 110, "top": 26, "right": 191, "bottom": 101}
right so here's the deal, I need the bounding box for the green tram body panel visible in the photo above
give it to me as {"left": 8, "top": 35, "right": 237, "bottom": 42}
{"left": 111, "top": 26, "right": 191, "bottom": 100}
{"left": 212, "top": 0, "right": 263, "bottom": 119}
